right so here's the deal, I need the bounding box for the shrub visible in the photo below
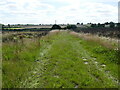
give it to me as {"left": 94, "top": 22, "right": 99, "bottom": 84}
{"left": 51, "top": 24, "right": 61, "bottom": 30}
{"left": 91, "top": 24, "right": 97, "bottom": 28}
{"left": 110, "top": 22, "right": 115, "bottom": 28}
{"left": 66, "top": 25, "right": 77, "bottom": 30}
{"left": 117, "top": 23, "right": 120, "bottom": 28}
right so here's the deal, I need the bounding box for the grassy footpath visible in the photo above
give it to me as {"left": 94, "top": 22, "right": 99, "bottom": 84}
{"left": 19, "top": 31, "right": 118, "bottom": 88}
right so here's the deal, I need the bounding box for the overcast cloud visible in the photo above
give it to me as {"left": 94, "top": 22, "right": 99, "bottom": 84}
{"left": 0, "top": 0, "right": 119, "bottom": 24}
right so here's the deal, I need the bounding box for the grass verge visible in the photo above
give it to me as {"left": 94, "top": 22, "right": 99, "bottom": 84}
{"left": 2, "top": 37, "right": 41, "bottom": 88}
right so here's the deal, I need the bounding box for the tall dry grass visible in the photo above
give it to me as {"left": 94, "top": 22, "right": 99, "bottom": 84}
{"left": 69, "top": 31, "right": 118, "bottom": 50}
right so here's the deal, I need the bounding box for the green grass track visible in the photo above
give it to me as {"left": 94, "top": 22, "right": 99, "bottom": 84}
{"left": 19, "top": 31, "right": 118, "bottom": 88}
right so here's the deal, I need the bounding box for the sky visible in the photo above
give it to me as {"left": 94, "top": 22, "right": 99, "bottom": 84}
{"left": 0, "top": 0, "right": 119, "bottom": 24}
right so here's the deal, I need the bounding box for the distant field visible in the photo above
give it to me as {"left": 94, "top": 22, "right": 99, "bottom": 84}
{"left": 4, "top": 28, "right": 25, "bottom": 29}
{"left": 9, "top": 25, "right": 67, "bottom": 29}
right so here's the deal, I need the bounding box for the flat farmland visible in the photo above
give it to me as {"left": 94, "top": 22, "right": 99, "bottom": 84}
{"left": 16, "top": 25, "right": 67, "bottom": 29}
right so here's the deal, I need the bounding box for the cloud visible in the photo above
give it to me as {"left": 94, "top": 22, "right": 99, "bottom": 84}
{"left": 0, "top": 0, "right": 118, "bottom": 24}
{"left": 54, "top": 1, "right": 118, "bottom": 23}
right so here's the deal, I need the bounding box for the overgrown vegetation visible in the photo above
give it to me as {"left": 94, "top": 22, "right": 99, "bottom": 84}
{"left": 66, "top": 25, "right": 77, "bottom": 30}
{"left": 2, "top": 31, "right": 119, "bottom": 88}
{"left": 2, "top": 34, "right": 41, "bottom": 88}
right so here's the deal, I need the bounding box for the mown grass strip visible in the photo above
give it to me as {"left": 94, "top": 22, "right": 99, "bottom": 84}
{"left": 30, "top": 31, "right": 118, "bottom": 88}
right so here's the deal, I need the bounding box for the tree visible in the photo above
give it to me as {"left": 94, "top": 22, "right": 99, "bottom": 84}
{"left": 105, "top": 22, "right": 109, "bottom": 25}
{"left": 117, "top": 23, "right": 120, "bottom": 28}
{"left": 101, "top": 24, "right": 105, "bottom": 27}
{"left": 2, "top": 24, "right": 4, "bottom": 30}
{"left": 91, "top": 24, "right": 97, "bottom": 27}
{"left": 98, "top": 23, "right": 105, "bottom": 27}
{"left": 98, "top": 23, "right": 101, "bottom": 27}
{"left": 51, "top": 24, "right": 61, "bottom": 30}
{"left": 66, "top": 25, "right": 77, "bottom": 30}
{"left": 8, "top": 24, "right": 10, "bottom": 28}
{"left": 81, "top": 23, "right": 83, "bottom": 25}
{"left": 110, "top": 22, "right": 115, "bottom": 28}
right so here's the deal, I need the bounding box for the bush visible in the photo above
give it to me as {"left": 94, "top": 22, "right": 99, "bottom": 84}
{"left": 91, "top": 24, "right": 97, "bottom": 28}
{"left": 98, "top": 23, "right": 105, "bottom": 27}
{"left": 51, "top": 24, "right": 61, "bottom": 30}
{"left": 110, "top": 22, "right": 115, "bottom": 28}
{"left": 117, "top": 23, "right": 120, "bottom": 28}
{"left": 66, "top": 25, "right": 77, "bottom": 30}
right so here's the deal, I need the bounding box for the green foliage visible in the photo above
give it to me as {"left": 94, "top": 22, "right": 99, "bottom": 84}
{"left": 117, "top": 23, "right": 120, "bottom": 28}
{"left": 98, "top": 23, "right": 105, "bottom": 27}
{"left": 110, "top": 22, "right": 115, "bottom": 28}
{"left": 105, "top": 22, "right": 109, "bottom": 25}
{"left": 51, "top": 24, "right": 61, "bottom": 30}
{"left": 8, "top": 24, "right": 10, "bottom": 28}
{"left": 92, "top": 46, "right": 118, "bottom": 64}
{"left": 66, "top": 25, "right": 77, "bottom": 30}
{"left": 91, "top": 24, "right": 105, "bottom": 28}
{"left": 91, "top": 24, "right": 97, "bottom": 27}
